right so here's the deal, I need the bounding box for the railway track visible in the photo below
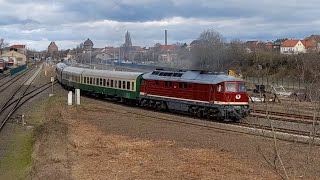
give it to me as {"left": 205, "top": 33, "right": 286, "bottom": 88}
{"left": 0, "top": 65, "right": 35, "bottom": 93}
{"left": 0, "top": 64, "right": 51, "bottom": 131}
{"left": 78, "top": 92, "right": 319, "bottom": 145}
{"left": 250, "top": 109, "right": 319, "bottom": 125}
{"left": 0, "top": 73, "right": 10, "bottom": 81}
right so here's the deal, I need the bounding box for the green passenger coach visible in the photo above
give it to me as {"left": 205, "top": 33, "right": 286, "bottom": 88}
{"left": 61, "top": 66, "right": 144, "bottom": 101}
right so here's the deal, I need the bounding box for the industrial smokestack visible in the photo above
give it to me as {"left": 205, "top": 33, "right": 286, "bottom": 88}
{"left": 165, "top": 30, "right": 167, "bottom": 46}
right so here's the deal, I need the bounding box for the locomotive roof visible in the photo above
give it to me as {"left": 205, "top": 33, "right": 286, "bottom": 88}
{"left": 143, "top": 70, "right": 243, "bottom": 84}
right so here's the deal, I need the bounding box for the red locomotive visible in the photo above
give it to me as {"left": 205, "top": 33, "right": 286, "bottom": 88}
{"left": 0, "top": 59, "right": 8, "bottom": 73}
{"left": 140, "top": 69, "right": 249, "bottom": 121}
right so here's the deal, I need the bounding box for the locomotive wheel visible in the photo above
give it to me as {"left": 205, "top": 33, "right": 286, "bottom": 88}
{"left": 196, "top": 110, "right": 202, "bottom": 118}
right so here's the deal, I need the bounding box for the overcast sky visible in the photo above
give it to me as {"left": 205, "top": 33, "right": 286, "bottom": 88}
{"left": 1, "top": 0, "right": 320, "bottom": 50}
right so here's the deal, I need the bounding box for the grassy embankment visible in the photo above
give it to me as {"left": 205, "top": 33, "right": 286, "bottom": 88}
{"left": 0, "top": 95, "right": 65, "bottom": 180}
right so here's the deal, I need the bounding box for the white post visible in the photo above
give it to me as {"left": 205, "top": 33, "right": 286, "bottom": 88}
{"left": 68, "top": 91, "right": 73, "bottom": 106}
{"left": 75, "top": 89, "right": 80, "bottom": 105}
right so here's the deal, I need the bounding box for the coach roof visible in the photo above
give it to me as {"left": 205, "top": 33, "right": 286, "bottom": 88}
{"left": 143, "top": 70, "right": 242, "bottom": 84}
{"left": 63, "top": 66, "right": 85, "bottom": 74}
{"left": 82, "top": 68, "right": 144, "bottom": 80}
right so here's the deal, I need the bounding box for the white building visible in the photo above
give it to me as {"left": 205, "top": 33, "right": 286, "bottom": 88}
{"left": 280, "top": 40, "right": 306, "bottom": 54}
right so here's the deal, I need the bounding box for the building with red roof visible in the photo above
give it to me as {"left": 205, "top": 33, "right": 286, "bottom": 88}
{"left": 280, "top": 40, "right": 306, "bottom": 54}
{"left": 9, "top": 44, "right": 27, "bottom": 55}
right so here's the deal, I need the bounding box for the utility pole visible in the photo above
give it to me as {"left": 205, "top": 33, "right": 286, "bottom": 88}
{"left": 119, "top": 46, "right": 121, "bottom": 66}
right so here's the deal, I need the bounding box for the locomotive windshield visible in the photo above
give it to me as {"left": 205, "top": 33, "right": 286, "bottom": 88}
{"left": 225, "top": 83, "right": 237, "bottom": 92}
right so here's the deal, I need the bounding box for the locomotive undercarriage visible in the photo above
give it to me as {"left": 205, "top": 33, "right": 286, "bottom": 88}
{"left": 139, "top": 95, "right": 249, "bottom": 121}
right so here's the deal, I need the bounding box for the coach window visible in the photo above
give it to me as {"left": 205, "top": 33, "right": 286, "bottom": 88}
{"left": 107, "top": 79, "right": 110, "bottom": 87}
{"left": 111, "top": 80, "right": 114, "bottom": 87}
{"left": 127, "top": 81, "right": 130, "bottom": 90}
{"left": 123, "top": 81, "right": 126, "bottom": 89}
{"left": 90, "top": 77, "right": 93, "bottom": 84}
{"left": 115, "top": 80, "right": 118, "bottom": 88}
{"left": 96, "top": 78, "right": 99, "bottom": 85}
{"left": 100, "top": 78, "right": 103, "bottom": 86}
{"left": 132, "top": 82, "right": 134, "bottom": 90}
{"left": 103, "top": 79, "right": 106, "bottom": 86}
{"left": 118, "top": 81, "right": 122, "bottom": 89}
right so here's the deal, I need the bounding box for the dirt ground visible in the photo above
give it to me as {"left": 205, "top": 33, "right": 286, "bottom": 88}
{"left": 30, "top": 84, "right": 320, "bottom": 179}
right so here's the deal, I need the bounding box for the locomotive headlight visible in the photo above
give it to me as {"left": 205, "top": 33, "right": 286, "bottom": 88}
{"left": 236, "top": 94, "right": 241, "bottom": 100}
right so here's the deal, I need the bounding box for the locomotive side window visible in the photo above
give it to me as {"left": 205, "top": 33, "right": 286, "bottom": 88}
{"left": 179, "top": 82, "right": 189, "bottom": 89}
{"left": 238, "top": 83, "right": 246, "bottom": 92}
{"left": 155, "top": 81, "right": 159, "bottom": 86}
{"left": 165, "top": 81, "right": 172, "bottom": 88}
{"left": 217, "top": 85, "right": 224, "bottom": 92}
{"left": 225, "top": 83, "right": 237, "bottom": 92}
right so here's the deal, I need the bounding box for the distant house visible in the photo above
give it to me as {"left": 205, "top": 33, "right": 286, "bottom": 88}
{"left": 303, "top": 35, "right": 320, "bottom": 51}
{"left": 245, "top": 41, "right": 265, "bottom": 52}
{"left": 9, "top": 45, "right": 27, "bottom": 55}
{"left": 280, "top": 40, "right": 306, "bottom": 54}
{"left": 158, "top": 45, "right": 178, "bottom": 62}
{"left": 66, "top": 50, "right": 76, "bottom": 60}
{"left": 1, "top": 50, "right": 27, "bottom": 66}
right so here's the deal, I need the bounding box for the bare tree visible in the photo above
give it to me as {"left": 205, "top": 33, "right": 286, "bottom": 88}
{"left": 0, "top": 38, "right": 9, "bottom": 55}
{"left": 191, "top": 29, "right": 226, "bottom": 71}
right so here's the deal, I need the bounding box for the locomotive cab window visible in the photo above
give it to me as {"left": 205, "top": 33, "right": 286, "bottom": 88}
{"left": 225, "top": 83, "right": 237, "bottom": 92}
{"left": 238, "top": 83, "right": 246, "bottom": 92}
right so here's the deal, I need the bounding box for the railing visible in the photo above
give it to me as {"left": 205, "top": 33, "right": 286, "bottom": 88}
{"left": 10, "top": 64, "right": 27, "bottom": 75}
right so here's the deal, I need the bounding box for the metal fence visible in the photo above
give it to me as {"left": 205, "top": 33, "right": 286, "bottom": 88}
{"left": 244, "top": 76, "right": 306, "bottom": 91}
